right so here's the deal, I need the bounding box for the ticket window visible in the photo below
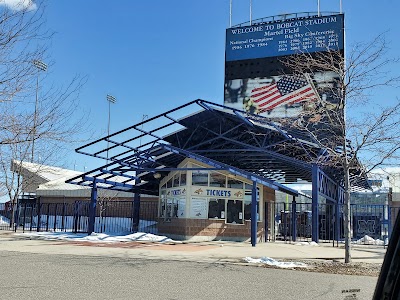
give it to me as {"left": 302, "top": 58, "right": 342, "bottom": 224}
{"left": 244, "top": 190, "right": 260, "bottom": 221}
{"left": 208, "top": 198, "right": 225, "bottom": 219}
{"left": 159, "top": 193, "right": 166, "bottom": 218}
{"left": 165, "top": 198, "right": 173, "bottom": 221}
{"left": 162, "top": 198, "right": 178, "bottom": 222}
{"left": 226, "top": 199, "right": 244, "bottom": 224}
{"left": 244, "top": 200, "right": 260, "bottom": 221}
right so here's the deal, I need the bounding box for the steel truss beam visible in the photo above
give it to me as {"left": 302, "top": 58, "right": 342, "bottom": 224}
{"left": 159, "top": 144, "right": 299, "bottom": 196}
{"left": 312, "top": 164, "right": 345, "bottom": 242}
{"left": 69, "top": 99, "right": 365, "bottom": 202}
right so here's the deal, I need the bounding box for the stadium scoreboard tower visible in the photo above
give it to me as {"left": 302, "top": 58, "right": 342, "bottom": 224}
{"left": 224, "top": 13, "right": 344, "bottom": 122}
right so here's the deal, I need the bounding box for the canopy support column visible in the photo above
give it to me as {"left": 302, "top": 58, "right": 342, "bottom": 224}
{"left": 312, "top": 164, "right": 319, "bottom": 243}
{"left": 291, "top": 196, "right": 297, "bottom": 242}
{"left": 88, "top": 181, "right": 97, "bottom": 235}
{"left": 132, "top": 193, "right": 141, "bottom": 232}
{"left": 251, "top": 180, "right": 257, "bottom": 247}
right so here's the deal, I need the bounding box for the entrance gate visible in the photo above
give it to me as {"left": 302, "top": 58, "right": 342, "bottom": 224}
{"left": 273, "top": 202, "right": 395, "bottom": 246}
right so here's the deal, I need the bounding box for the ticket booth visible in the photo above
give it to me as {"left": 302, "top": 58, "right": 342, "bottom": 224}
{"left": 157, "top": 159, "right": 275, "bottom": 242}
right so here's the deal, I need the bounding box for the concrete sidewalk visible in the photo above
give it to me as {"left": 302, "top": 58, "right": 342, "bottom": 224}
{"left": 0, "top": 231, "right": 386, "bottom": 264}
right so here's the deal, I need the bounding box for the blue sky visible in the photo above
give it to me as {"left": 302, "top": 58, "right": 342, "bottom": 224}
{"left": 38, "top": 0, "right": 399, "bottom": 171}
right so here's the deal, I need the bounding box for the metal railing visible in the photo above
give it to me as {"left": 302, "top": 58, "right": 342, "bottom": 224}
{"left": 0, "top": 202, "right": 13, "bottom": 230}
{"left": 1, "top": 201, "right": 158, "bottom": 235}
{"left": 1, "top": 201, "right": 399, "bottom": 247}
{"left": 274, "top": 202, "right": 398, "bottom": 246}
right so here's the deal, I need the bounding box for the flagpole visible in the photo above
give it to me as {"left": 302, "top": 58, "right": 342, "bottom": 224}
{"left": 249, "top": 0, "right": 252, "bottom": 26}
{"left": 230, "top": 0, "right": 232, "bottom": 27}
{"left": 340, "top": 0, "right": 343, "bottom": 13}
{"left": 317, "top": 0, "right": 320, "bottom": 16}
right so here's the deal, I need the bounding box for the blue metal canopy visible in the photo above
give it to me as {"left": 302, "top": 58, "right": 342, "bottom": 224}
{"left": 66, "top": 99, "right": 369, "bottom": 194}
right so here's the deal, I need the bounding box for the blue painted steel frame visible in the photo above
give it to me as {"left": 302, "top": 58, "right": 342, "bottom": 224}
{"left": 388, "top": 207, "right": 392, "bottom": 239}
{"left": 264, "top": 203, "right": 268, "bottom": 242}
{"left": 84, "top": 175, "right": 135, "bottom": 190}
{"left": 251, "top": 181, "right": 257, "bottom": 246}
{"left": 88, "top": 181, "right": 97, "bottom": 235}
{"left": 291, "top": 196, "right": 297, "bottom": 242}
{"left": 71, "top": 100, "right": 366, "bottom": 195}
{"left": 68, "top": 99, "right": 348, "bottom": 198}
{"left": 312, "top": 164, "right": 346, "bottom": 243}
{"left": 312, "top": 164, "right": 319, "bottom": 242}
{"left": 132, "top": 193, "right": 140, "bottom": 232}
{"left": 74, "top": 100, "right": 316, "bottom": 175}
{"left": 68, "top": 99, "right": 354, "bottom": 243}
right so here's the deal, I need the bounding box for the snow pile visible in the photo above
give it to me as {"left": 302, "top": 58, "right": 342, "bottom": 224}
{"left": 243, "top": 257, "right": 307, "bottom": 268}
{"left": 15, "top": 231, "right": 176, "bottom": 243}
{"left": 295, "top": 241, "right": 319, "bottom": 246}
{"left": 80, "top": 232, "right": 175, "bottom": 243}
{"left": 354, "top": 235, "right": 385, "bottom": 246}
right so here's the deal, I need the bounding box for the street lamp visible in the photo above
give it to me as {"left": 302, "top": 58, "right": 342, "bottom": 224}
{"left": 31, "top": 59, "right": 47, "bottom": 163}
{"left": 106, "top": 94, "right": 116, "bottom": 164}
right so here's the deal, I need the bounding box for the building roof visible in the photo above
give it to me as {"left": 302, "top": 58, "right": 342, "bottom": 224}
{"left": 66, "top": 100, "right": 369, "bottom": 195}
{"left": 12, "top": 160, "right": 81, "bottom": 182}
{"left": 36, "top": 176, "right": 138, "bottom": 198}
{"left": 368, "top": 167, "right": 400, "bottom": 193}
{"left": 11, "top": 160, "right": 139, "bottom": 198}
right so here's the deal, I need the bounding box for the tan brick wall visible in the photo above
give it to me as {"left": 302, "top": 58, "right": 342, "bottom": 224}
{"left": 262, "top": 186, "right": 276, "bottom": 240}
{"left": 158, "top": 218, "right": 264, "bottom": 241}
{"left": 157, "top": 218, "right": 188, "bottom": 236}
{"left": 390, "top": 200, "right": 400, "bottom": 208}
{"left": 263, "top": 186, "right": 276, "bottom": 202}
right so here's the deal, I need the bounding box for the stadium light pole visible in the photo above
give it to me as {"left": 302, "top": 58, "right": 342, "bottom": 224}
{"left": 139, "top": 114, "right": 148, "bottom": 147}
{"left": 31, "top": 59, "right": 47, "bottom": 163}
{"left": 249, "top": 0, "right": 252, "bottom": 26}
{"left": 229, "top": 0, "right": 232, "bottom": 28}
{"left": 106, "top": 94, "right": 116, "bottom": 165}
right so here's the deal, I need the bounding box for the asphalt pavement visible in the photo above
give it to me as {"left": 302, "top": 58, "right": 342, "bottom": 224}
{"left": 0, "top": 231, "right": 384, "bottom": 299}
{"left": 0, "top": 251, "right": 378, "bottom": 300}
{"left": 0, "top": 231, "right": 387, "bottom": 265}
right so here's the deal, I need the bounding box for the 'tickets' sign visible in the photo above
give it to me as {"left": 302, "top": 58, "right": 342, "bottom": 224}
{"left": 191, "top": 186, "right": 244, "bottom": 199}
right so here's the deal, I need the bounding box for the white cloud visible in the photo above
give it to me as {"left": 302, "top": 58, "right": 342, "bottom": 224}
{"left": 0, "top": 0, "right": 37, "bottom": 11}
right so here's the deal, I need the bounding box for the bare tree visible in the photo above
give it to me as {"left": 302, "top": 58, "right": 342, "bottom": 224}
{"left": 96, "top": 190, "right": 120, "bottom": 232}
{"left": 0, "top": 1, "right": 89, "bottom": 227}
{"left": 0, "top": 1, "right": 50, "bottom": 103}
{"left": 276, "top": 35, "right": 400, "bottom": 263}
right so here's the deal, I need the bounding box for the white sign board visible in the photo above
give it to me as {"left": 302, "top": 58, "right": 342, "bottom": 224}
{"left": 190, "top": 197, "right": 208, "bottom": 219}
{"left": 177, "top": 198, "right": 186, "bottom": 218}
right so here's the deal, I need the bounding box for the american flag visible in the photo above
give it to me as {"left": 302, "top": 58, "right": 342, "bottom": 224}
{"left": 250, "top": 75, "right": 319, "bottom": 113}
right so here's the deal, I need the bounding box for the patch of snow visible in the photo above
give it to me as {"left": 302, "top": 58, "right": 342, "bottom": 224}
{"left": 243, "top": 257, "right": 307, "bottom": 268}
{"left": 15, "top": 231, "right": 176, "bottom": 243}
{"left": 294, "top": 241, "right": 319, "bottom": 246}
{"left": 81, "top": 232, "right": 174, "bottom": 243}
{"left": 354, "top": 235, "right": 385, "bottom": 246}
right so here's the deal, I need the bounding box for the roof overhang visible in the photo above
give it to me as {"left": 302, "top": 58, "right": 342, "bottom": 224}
{"left": 67, "top": 99, "right": 369, "bottom": 194}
